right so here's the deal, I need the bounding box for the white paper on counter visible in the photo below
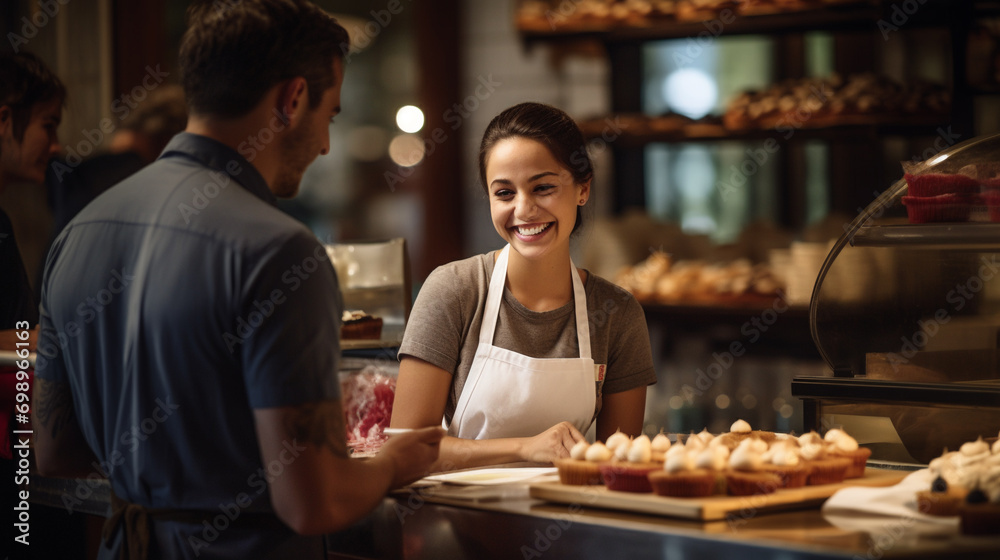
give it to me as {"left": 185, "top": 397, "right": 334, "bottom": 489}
{"left": 822, "top": 469, "right": 959, "bottom": 536}
{"left": 422, "top": 467, "right": 557, "bottom": 486}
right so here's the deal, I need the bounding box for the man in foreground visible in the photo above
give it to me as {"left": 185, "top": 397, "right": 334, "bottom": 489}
{"left": 33, "top": 2, "right": 442, "bottom": 558}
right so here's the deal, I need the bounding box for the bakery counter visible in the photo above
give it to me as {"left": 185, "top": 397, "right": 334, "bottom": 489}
{"left": 327, "top": 474, "right": 1000, "bottom": 560}
{"left": 26, "top": 470, "right": 1000, "bottom": 559}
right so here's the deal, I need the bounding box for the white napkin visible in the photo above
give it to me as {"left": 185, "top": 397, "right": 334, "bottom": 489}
{"left": 822, "top": 469, "right": 959, "bottom": 535}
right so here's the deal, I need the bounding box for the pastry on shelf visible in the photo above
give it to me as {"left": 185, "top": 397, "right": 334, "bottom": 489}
{"left": 516, "top": 0, "right": 557, "bottom": 31}
{"left": 614, "top": 251, "right": 785, "bottom": 306}
{"left": 341, "top": 310, "right": 383, "bottom": 340}
{"left": 722, "top": 73, "right": 950, "bottom": 132}
{"left": 676, "top": 0, "right": 740, "bottom": 22}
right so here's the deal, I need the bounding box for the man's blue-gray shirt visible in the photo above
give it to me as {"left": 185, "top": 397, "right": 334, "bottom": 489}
{"left": 36, "top": 132, "right": 341, "bottom": 558}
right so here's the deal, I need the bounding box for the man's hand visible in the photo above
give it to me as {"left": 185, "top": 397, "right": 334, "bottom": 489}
{"left": 376, "top": 427, "right": 445, "bottom": 488}
{"left": 519, "top": 421, "right": 585, "bottom": 464}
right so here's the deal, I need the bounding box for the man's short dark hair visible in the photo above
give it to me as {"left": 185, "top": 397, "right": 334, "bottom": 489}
{"left": 0, "top": 51, "right": 66, "bottom": 142}
{"left": 179, "top": 0, "right": 350, "bottom": 119}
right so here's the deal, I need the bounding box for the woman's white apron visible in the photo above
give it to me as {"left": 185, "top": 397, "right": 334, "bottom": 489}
{"left": 448, "top": 245, "right": 596, "bottom": 439}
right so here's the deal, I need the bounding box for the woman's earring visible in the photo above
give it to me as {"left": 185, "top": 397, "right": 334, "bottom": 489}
{"left": 579, "top": 199, "right": 586, "bottom": 205}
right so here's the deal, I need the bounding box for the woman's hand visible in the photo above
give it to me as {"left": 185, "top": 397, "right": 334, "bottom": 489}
{"left": 520, "top": 421, "right": 585, "bottom": 463}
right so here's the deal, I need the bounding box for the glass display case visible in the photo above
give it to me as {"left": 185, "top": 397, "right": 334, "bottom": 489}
{"left": 792, "top": 133, "right": 1000, "bottom": 466}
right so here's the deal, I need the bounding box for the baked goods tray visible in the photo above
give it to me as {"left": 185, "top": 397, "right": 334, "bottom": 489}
{"left": 528, "top": 468, "right": 906, "bottom": 521}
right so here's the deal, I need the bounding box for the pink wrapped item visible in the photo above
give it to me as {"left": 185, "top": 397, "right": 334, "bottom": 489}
{"left": 341, "top": 365, "right": 396, "bottom": 456}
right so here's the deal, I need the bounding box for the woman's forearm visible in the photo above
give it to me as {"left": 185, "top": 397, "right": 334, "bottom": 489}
{"left": 434, "top": 435, "right": 526, "bottom": 471}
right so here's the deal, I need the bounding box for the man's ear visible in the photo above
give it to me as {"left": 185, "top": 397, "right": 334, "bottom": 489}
{"left": 276, "top": 77, "right": 309, "bottom": 129}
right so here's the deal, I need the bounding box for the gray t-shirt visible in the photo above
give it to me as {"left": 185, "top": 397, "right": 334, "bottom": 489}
{"left": 398, "top": 252, "right": 657, "bottom": 425}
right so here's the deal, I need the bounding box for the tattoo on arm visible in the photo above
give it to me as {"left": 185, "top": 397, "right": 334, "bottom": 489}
{"left": 282, "top": 399, "right": 348, "bottom": 458}
{"left": 34, "top": 378, "right": 78, "bottom": 440}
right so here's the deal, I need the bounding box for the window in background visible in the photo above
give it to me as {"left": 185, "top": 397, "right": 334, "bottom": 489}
{"left": 641, "top": 33, "right": 835, "bottom": 242}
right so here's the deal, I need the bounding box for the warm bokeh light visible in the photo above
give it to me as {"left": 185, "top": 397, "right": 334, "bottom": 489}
{"left": 669, "top": 396, "right": 685, "bottom": 410}
{"left": 388, "top": 133, "right": 425, "bottom": 167}
{"left": 395, "top": 105, "right": 424, "bottom": 133}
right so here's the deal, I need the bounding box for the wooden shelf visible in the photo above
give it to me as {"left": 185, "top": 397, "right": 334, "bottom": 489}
{"left": 581, "top": 118, "right": 950, "bottom": 146}
{"left": 519, "top": 0, "right": 960, "bottom": 44}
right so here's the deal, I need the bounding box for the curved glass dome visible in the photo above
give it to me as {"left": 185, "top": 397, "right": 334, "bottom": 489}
{"left": 810, "top": 132, "right": 1000, "bottom": 380}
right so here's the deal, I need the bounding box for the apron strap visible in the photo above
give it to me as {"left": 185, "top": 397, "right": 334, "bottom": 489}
{"left": 570, "top": 257, "right": 591, "bottom": 360}
{"left": 481, "top": 245, "right": 591, "bottom": 359}
{"left": 479, "top": 246, "right": 510, "bottom": 345}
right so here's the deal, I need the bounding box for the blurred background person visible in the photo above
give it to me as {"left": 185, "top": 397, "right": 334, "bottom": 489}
{"left": 44, "top": 84, "right": 187, "bottom": 247}
{"left": 0, "top": 49, "right": 75, "bottom": 560}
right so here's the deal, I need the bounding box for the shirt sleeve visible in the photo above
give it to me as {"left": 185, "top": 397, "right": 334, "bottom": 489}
{"left": 397, "top": 263, "right": 471, "bottom": 375}
{"left": 34, "top": 237, "right": 68, "bottom": 383}
{"left": 239, "top": 231, "right": 342, "bottom": 409}
{"left": 601, "top": 291, "right": 657, "bottom": 395}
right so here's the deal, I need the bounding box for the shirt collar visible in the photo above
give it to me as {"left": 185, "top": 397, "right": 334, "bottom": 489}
{"left": 159, "top": 132, "right": 276, "bottom": 206}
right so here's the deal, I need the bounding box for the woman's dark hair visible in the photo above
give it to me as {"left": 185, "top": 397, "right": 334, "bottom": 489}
{"left": 478, "top": 102, "right": 593, "bottom": 234}
{"left": 179, "top": 0, "right": 350, "bottom": 119}
{"left": 0, "top": 51, "right": 66, "bottom": 143}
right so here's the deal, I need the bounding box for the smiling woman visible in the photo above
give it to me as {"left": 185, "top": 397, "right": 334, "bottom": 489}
{"left": 390, "top": 102, "right": 658, "bottom": 472}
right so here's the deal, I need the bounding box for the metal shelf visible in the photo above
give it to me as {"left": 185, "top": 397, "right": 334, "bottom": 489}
{"left": 849, "top": 223, "right": 1000, "bottom": 247}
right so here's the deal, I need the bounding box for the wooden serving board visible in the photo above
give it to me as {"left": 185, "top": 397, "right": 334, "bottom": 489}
{"left": 529, "top": 468, "right": 906, "bottom": 521}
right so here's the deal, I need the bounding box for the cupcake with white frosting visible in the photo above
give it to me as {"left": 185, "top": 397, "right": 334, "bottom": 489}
{"left": 605, "top": 430, "right": 631, "bottom": 453}
{"left": 648, "top": 447, "right": 716, "bottom": 498}
{"left": 823, "top": 428, "right": 871, "bottom": 479}
{"left": 651, "top": 431, "right": 671, "bottom": 462}
{"left": 600, "top": 434, "right": 661, "bottom": 493}
{"left": 760, "top": 441, "right": 808, "bottom": 488}
{"left": 725, "top": 439, "right": 781, "bottom": 496}
{"left": 554, "top": 441, "right": 610, "bottom": 486}
{"left": 800, "top": 441, "right": 851, "bottom": 485}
